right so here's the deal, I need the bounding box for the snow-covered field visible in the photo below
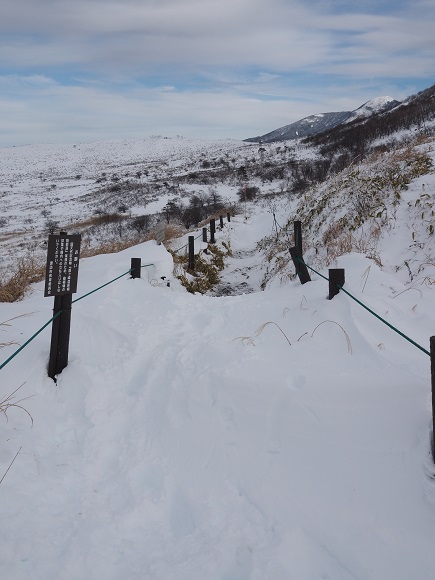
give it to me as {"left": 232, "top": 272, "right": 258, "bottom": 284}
{"left": 1, "top": 199, "right": 435, "bottom": 578}
{"left": 0, "top": 136, "right": 250, "bottom": 273}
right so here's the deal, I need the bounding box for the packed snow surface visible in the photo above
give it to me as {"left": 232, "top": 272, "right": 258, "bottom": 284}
{"left": 1, "top": 210, "right": 435, "bottom": 579}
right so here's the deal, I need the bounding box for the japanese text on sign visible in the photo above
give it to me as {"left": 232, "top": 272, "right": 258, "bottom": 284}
{"left": 44, "top": 234, "right": 81, "bottom": 297}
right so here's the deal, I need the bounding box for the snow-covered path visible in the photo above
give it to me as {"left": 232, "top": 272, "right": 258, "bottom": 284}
{"left": 1, "top": 222, "right": 435, "bottom": 579}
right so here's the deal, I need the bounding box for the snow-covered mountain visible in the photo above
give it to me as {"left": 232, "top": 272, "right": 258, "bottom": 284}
{"left": 351, "top": 96, "right": 400, "bottom": 119}
{"left": 245, "top": 96, "right": 400, "bottom": 143}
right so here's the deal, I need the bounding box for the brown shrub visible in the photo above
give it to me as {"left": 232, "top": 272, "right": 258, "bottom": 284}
{"left": 0, "top": 257, "right": 45, "bottom": 302}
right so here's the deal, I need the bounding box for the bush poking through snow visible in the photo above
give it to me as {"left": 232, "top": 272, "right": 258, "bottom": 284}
{"left": 174, "top": 244, "right": 229, "bottom": 294}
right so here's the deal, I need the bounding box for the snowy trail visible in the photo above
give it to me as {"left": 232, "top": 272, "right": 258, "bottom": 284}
{"left": 1, "top": 230, "right": 435, "bottom": 578}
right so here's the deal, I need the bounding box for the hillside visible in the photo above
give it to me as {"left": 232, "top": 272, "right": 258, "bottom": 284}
{"left": 245, "top": 97, "right": 400, "bottom": 143}
{"left": 1, "top": 83, "right": 435, "bottom": 293}
{"left": 1, "top": 209, "right": 435, "bottom": 578}
{"left": 1, "top": 83, "right": 435, "bottom": 578}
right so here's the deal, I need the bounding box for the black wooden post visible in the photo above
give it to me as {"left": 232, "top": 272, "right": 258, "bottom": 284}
{"left": 210, "top": 219, "right": 216, "bottom": 243}
{"left": 130, "top": 257, "right": 141, "bottom": 279}
{"left": 294, "top": 221, "right": 303, "bottom": 255}
{"left": 202, "top": 228, "right": 208, "bottom": 242}
{"left": 48, "top": 292, "right": 72, "bottom": 380}
{"left": 188, "top": 236, "right": 195, "bottom": 271}
{"left": 219, "top": 215, "right": 224, "bottom": 228}
{"left": 289, "top": 246, "right": 311, "bottom": 284}
{"left": 45, "top": 231, "right": 81, "bottom": 381}
{"left": 431, "top": 336, "right": 435, "bottom": 459}
{"left": 329, "top": 268, "right": 345, "bottom": 299}
{"left": 227, "top": 213, "right": 231, "bottom": 222}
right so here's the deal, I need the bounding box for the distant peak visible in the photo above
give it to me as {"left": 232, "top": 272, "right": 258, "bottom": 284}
{"left": 352, "top": 96, "right": 399, "bottom": 117}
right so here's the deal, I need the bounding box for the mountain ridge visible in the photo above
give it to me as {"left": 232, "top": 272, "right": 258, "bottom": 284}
{"left": 245, "top": 96, "right": 400, "bottom": 143}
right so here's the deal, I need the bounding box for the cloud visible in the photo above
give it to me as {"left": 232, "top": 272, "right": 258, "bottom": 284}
{"left": 0, "top": 0, "right": 434, "bottom": 145}
{"left": 4, "top": 0, "right": 433, "bottom": 76}
{"left": 0, "top": 72, "right": 409, "bottom": 147}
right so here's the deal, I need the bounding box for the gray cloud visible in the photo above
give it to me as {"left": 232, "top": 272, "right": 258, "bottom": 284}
{"left": 4, "top": 0, "right": 433, "bottom": 75}
{"left": 1, "top": 0, "right": 434, "bottom": 145}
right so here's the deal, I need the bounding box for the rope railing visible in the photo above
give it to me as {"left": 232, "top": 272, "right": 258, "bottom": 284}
{"left": 172, "top": 232, "right": 203, "bottom": 255}
{"left": 172, "top": 213, "right": 230, "bottom": 254}
{"left": 296, "top": 255, "right": 430, "bottom": 357}
{"left": 0, "top": 263, "right": 155, "bottom": 372}
{"left": 1, "top": 212, "right": 230, "bottom": 374}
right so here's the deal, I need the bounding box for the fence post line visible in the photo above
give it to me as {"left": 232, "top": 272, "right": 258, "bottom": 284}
{"left": 188, "top": 236, "right": 195, "bottom": 271}
{"left": 227, "top": 212, "right": 231, "bottom": 222}
{"left": 431, "top": 336, "right": 435, "bottom": 459}
{"left": 294, "top": 221, "right": 303, "bottom": 255}
{"left": 219, "top": 215, "right": 224, "bottom": 228}
{"left": 130, "top": 258, "right": 141, "bottom": 279}
{"left": 289, "top": 246, "right": 311, "bottom": 284}
{"left": 210, "top": 219, "right": 216, "bottom": 243}
{"left": 329, "top": 268, "right": 345, "bottom": 299}
{"left": 202, "top": 228, "right": 208, "bottom": 242}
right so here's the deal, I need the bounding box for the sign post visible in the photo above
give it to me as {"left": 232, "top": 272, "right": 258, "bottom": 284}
{"left": 431, "top": 336, "right": 435, "bottom": 459}
{"left": 45, "top": 232, "right": 81, "bottom": 380}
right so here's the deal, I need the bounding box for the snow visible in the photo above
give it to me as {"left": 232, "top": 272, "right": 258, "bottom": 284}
{"left": 351, "top": 97, "right": 398, "bottom": 120}
{"left": 1, "top": 205, "right": 435, "bottom": 578}
{"left": 0, "top": 136, "right": 250, "bottom": 273}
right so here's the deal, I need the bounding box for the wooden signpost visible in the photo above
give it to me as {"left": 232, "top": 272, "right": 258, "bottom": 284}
{"left": 45, "top": 232, "right": 81, "bottom": 380}
{"left": 431, "top": 337, "right": 435, "bottom": 458}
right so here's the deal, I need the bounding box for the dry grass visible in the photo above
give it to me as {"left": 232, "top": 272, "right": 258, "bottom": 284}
{"left": 232, "top": 320, "right": 292, "bottom": 347}
{"left": 67, "top": 213, "right": 126, "bottom": 230}
{"left": 0, "top": 256, "right": 45, "bottom": 302}
{"left": 174, "top": 245, "right": 228, "bottom": 294}
{"left": 311, "top": 320, "right": 353, "bottom": 354}
{"left": 323, "top": 222, "right": 382, "bottom": 267}
{"left": 0, "top": 384, "right": 33, "bottom": 427}
{"left": 163, "top": 223, "right": 185, "bottom": 245}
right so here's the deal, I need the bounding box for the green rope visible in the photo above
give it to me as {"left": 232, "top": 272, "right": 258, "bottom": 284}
{"left": 72, "top": 263, "right": 154, "bottom": 304}
{"left": 173, "top": 243, "right": 188, "bottom": 254}
{"left": 173, "top": 227, "right": 211, "bottom": 253}
{"left": 297, "top": 256, "right": 430, "bottom": 357}
{"left": 338, "top": 285, "right": 430, "bottom": 356}
{"left": 0, "top": 263, "right": 155, "bottom": 371}
{"left": 297, "top": 259, "right": 329, "bottom": 283}
{"left": 0, "top": 310, "right": 62, "bottom": 371}
{"left": 72, "top": 269, "right": 132, "bottom": 304}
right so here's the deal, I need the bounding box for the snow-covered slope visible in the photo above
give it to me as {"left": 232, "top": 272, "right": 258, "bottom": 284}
{"left": 246, "top": 111, "right": 354, "bottom": 142}
{"left": 0, "top": 136, "right": 250, "bottom": 274}
{"left": 1, "top": 202, "right": 435, "bottom": 578}
{"left": 350, "top": 96, "right": 399, "bottom": 120}
{"left": 246, "top": 96, "right": 400, "bottom": 143}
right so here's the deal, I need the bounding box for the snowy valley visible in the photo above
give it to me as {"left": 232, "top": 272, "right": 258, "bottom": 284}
{"left": 1, "top": 84, "right": 435, "bottom": 579}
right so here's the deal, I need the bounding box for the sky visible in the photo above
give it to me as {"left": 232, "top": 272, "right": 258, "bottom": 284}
{"left": 1, "top": 0, "right": 435, "bottom": 147}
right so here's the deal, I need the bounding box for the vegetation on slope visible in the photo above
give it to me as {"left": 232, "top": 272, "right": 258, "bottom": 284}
{"left": 258, "top": 135, "right": 435, "bottom": 287}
